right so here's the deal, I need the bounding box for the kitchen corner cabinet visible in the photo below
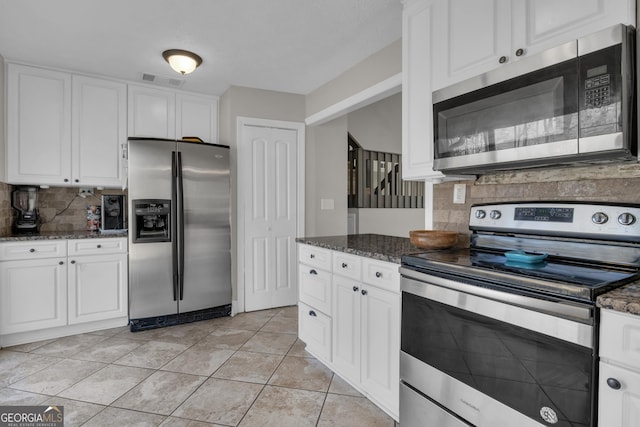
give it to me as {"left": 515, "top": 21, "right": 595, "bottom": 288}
{"left": 0, "top": 238, "right": 128, "bottom": 347}
{"left": 598, "top": 309, "right": 640, "bottom": 427}
{"left": 128, "top": 85, "right": 219, "bottom": 144}
{"left": 431, "top": 0, "right": 635, "bottom": 91}
{"left": 297, "top": 243, "right": 400, "bottom": 420}
{"left": 6, "top": 64, "right": 127, "bottom": 187}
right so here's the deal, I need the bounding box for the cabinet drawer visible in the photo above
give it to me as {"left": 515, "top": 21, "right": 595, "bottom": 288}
{"left": 362, "top": 258, "right": 400, "bottom": 293}
{"left": 333, "top": 252, "right": 362, "bottom": 281}
{"left": 600, "top": 309, "right": 640, "bottom": 370}
{"left": 68, "top": 237, "right": 127, "bottom": 256}
{"left": 299, "top": 265, "right": 332, "bottom": 315}
{"left": 298, "top": 244, "right": 332, "bottom": 271}
{"left": 0, "top": 240, "right": 67, "bottom": 261}
{"left": 299, "top": 302, "right": 332, "bottom": 363}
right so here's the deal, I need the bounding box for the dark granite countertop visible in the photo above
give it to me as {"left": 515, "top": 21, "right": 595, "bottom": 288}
{"left": 296, "top": 234, "right": 426, "bottom": 264}
{"left": 597, "top": 281, "right": 640, "bottom": 317}
{"left": 0, "top": 231, "right": 128, "bottom": 242}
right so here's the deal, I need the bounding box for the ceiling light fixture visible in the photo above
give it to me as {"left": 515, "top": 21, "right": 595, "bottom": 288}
{"left": 162, "top": 49, "right": 203, "bottom": 75}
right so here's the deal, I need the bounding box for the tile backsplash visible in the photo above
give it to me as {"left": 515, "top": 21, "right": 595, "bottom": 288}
{"left": 433, "top": 163, "right": 640, "bottom": 243}
{"left": 0, "top": 185, "right": 126, "bottom": 234}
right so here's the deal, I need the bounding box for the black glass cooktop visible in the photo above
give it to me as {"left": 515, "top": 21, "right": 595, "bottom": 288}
{"left": 402, "top": 249, "right": 639, "bottom": 302}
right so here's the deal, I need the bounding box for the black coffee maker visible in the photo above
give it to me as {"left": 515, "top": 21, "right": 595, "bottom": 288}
{"left": 12, "top": 186, "right": 41, "bottom": 233}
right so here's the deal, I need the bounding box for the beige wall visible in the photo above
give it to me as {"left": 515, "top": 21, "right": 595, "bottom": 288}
{"left": 347, "top": 92, "right": 402, "bottom": 153}
{"left": 305, "top": 39, "right": 401, "bottom": 118}
{"left": 432, "top": 164, "right": 640, "bottom": 245}
{"left": 219, "top": 85, "right": 306, "bottom": 302}
{"left": 356, "top": 208, "right": 425, "bottom": 237}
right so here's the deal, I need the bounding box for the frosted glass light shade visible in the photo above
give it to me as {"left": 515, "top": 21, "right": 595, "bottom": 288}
{"left": 162, "top": 49, "right": 203, "bottom": 75}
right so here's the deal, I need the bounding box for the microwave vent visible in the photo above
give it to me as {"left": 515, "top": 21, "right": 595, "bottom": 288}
{"left": 139, "top": 73, "right": 185, "bottom": 88}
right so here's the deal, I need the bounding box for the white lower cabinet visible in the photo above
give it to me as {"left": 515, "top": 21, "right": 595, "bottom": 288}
{"left": 0, "top": 237, "right": 128, "bottom": 346}
{"left": 598, "top": 309, "right": 640, "bottom": 427}
{"left": 297, "top": 243, "right": 400, "bottom": 421}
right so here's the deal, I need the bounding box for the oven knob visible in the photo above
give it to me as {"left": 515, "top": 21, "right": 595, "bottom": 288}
{"left": 489, "top": 210, "right": 502, "bottom": 220}
{"left": 475, "top": 210, "right": 486, "bottom": 219}
{"left": 591, "top": 212, "right": 608, "bottom": 225}
{"left": 618, "top": 212, "right": 636, "bottom": 226}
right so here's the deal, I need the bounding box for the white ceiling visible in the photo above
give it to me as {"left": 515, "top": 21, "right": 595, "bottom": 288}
{"left": 0, "top": 0, "right": 403, "bottom": 96}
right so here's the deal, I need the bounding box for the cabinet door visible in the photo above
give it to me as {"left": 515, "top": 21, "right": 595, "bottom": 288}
{"left": 175, "top": 93, "right": 219, "bottom": 144}
{"left": 72, "top": 76, "right": 127, "bottom": 187}
{"left": 360, "top": 285, "right": 400, "bottom": 416}
{"left": 512, "top": 0, "right": 635, "bottom": 58}
{"left": 332, "top": 275, "right": 361, "bottom": 383}
{"left": 6, "top": 64, "right": 72, "bottom": 185}
{"left": 401, "top": 0, "right": 445, "bottom": 181}
{"left": 128, "top": 85, "right": 176, "bottom": 139}
{"left": 0, "top": 258, "right": 67, "bottom": 334}
{"left": 298, "top": 302, "right": 332, "bottom": 363}
{"left": 432, "top": 0, "right": 511, "bottom": 90}
{"left": 598, "top": 362, "right": 640, "bottom": 427}
{"left": 67, "top": 253, "right": 128, "bottom": 324}
{"left": 299, "top": 264, "right": 332, "bottom": 315}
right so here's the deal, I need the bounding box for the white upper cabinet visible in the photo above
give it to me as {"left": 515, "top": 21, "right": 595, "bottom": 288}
{"left": 176, "top": 93, "right": 219, "bottom": 144}
{"left": 6, "top": 64, "right": 72, "bottom": 185}
{"left": 432, "top": 0, "right": 636, "bottom": 90}
{"left": 6, "top": 64, "right": 126, "bottom": 187}
{"left": 127, "top": 85, "right": 176, "bottom": 139}
{"left": 72, "top": 75, "right": 127, "bottom": 187}
{"left": 128, "top": 85, "right": 219, "bottom": 143}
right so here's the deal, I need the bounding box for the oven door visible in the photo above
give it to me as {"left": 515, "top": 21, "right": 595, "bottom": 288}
{"left": 400, "top": 270, "right": 596, "bottom": 427}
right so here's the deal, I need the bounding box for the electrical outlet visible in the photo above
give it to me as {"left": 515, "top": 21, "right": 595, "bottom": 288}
{"left": 79, "top": 187, "right": 94, "bottom": 198}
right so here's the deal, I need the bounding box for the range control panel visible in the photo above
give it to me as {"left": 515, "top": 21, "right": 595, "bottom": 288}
{"left": 469, "top": 203, "right": 640, "bottom": 240}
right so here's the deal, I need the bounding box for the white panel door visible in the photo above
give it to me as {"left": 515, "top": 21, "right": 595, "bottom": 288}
{"left": 241, "top": 123, "right": 300, "bottom": 311}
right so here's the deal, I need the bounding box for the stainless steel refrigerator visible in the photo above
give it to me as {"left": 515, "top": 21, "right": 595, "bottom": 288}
{"left": 127, "top": 138, "right": 231, "bottom": 331}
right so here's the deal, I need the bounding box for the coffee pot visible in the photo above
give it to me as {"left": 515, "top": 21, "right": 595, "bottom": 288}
{"left": 12, "top": 186, "right": 41, "bottom": 233}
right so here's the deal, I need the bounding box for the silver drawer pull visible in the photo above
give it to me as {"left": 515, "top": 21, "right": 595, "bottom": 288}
{"left": 309, "top": 269, "right": 318, "bottom": 275}
{"left": 29, "top": 248, "right": 35, "bottom": 253}
{"left": 342, "top": 262, "right": 348, "bottom": 268}
{"left": 309, "top": 310, "right": 317, "bottom": 317}
{"left": 375, "top": 272, "right": 382, "bottom": 278}
{"left": 310, "top": 254, "right": 315, "bottom": 259}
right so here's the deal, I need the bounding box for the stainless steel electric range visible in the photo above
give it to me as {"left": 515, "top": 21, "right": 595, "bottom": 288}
{"left": 399, "top": 202, "right": 640, "bottom": 427}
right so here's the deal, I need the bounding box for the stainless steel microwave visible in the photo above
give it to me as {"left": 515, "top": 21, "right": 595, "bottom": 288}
{"left": 432, "top": 24, "right": 636, "bottom": 175}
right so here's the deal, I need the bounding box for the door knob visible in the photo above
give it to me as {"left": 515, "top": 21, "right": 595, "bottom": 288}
{"left": 607, "top": 378, "right": 621, "bottom": 390}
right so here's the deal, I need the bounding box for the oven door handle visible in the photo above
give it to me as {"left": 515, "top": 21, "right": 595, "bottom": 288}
{"left": 400, "top": 268, "right": 594, "bottom": 349}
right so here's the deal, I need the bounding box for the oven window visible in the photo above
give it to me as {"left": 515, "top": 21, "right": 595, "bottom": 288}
{"left": 434, "top": 59, "right": 579, "bottom": 160}
{"left": 401, "top": 291, "right": 592, "bottom": 426}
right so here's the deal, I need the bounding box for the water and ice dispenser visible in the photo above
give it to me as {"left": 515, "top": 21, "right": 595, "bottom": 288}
{"left": 132, "top": 199, "right": 171, "bottom": 243}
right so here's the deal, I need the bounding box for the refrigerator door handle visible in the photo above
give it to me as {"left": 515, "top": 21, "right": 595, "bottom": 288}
{"left": 171, "top": 151, "right": 179, "bottom": 302}
{"left": 177, "top": 151, "right": 185, "bottom": 301}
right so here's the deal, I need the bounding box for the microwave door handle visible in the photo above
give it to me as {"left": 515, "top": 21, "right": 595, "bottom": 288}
{"left": 171, "top": 151, "right": 179, "bottom": 302}
{"left": 177, "top": 151, "right": 185, "bottom": 301}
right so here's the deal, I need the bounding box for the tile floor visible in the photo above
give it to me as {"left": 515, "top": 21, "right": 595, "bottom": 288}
{"left": 0, "top": 306, "right": 397, "bottom": 426}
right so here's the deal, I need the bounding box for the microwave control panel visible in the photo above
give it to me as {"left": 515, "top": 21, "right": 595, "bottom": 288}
{"left": 584, "top": 68, "right": 611, "bottom": 108}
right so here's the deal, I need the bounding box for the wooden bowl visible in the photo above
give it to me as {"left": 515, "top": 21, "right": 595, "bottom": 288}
{"left": 409, "top": 230, "right": 459, "bottom": 249}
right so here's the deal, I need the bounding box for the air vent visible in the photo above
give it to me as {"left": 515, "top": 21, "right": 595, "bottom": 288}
{"left": 138, "top": 73, "right": 185, "bottom": 88}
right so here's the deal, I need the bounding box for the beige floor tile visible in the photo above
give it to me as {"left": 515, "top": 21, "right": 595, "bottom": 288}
{"left": 40, "top": 396, "right": 105, "bottom": 427}
{"left": 172, "top": 378, "right": 262, "bottom": 425}
{"left": 5, "top": 338, "right": 59, "bottom": 353}
{"left": 85, "top": 325, "right": 129, "bottom": 337}
{"left": 328, "top": 374, "right": 363, "bottom": 397}
{"left": 161, "top": 347, "right": 234, "bottom": 376}
{"left": 112, "top": 371, "right": 206, "bottom": 415}
{"left": 260, "top": 313, "right": 298, "bottom": 334}
{"left": 31, "top": 334, "right": 107, "bottom": 358}
{"left": 82, "top": 406, "right": 166, "bottom": 427}
{"left": 212, "top": 351, "right": 283, "bottom": 384}
{"left": 159, "top": 417, "right": 224, "bottom": 427}
{"left": 9, "top": 358, "right": 105, "bottom": 395}
{"left": 0, "top": 387, "right": 50, "bottom": 405}
{"left": 287, "top": 339, "right": 313, "bottom": 358}
{"left": 114, "top": 340, "right": 189, "bottom": 369}
{"left": 240, "top": 331, "right": 297, "bottom": 355}
{"left": 58, "top": 364, "right": 154, "bottom": 405}
{"left": 194, "top": 328, "right": 256, "bottom": 350}
{"left": 318, "top": 394, "right": 395, "bottom": 427}
{"left": 214, "top": 311, "right": 275, "bottom": 331}
{"left": 239, "top": 385, "right": 325, "bottom": 427}
{"left": 276, "top": 305, "right": 298, "bottom": 318}
{"left": 152, "top": 323, "right": 212, "bottom": 345}
{"left": 71, "top": 337, "right": 142, "bottom": 363}
{"left": 0, "top": 350, "right": 61, "bottom": 387}
{"left": 268, "top": 356, "right": 333, "bottom": 392}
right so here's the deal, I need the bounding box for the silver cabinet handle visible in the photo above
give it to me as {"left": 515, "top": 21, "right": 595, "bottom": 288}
{"left": 97, "top": 244, "right": 102, "bottom": 248}
{"left": 375, "top": 272, "right": 382, "bottom": 278}
{"left": 498, "top": 55, "right": 508, "bottom": 64}
{"left": 71, "top": 260, "right": 76, "bottom": 264}
{"left": 607, "top": 378, "right": 621, "bottom": 390}
{"left": 352, "top": 286, "right": 359, "bottom": 292}
{"left": 58, "top": 261, "right": 64, "bottom": 265}
{"left": 361, "top": 289, "right": 368, "bottom": 296}
{"left": 29, "top": 248, "right": 35, "bottom": 253}
{"left": 309, "top": 269, "right": 318, "bottom": 275}
{"left": 310, "top": 254, "right": 315, "bottom": 259}
{"left": 515, "top": 48, "right": 525, "bottom": 57}
{"left": 309, "top": 310, "right": 317, "bottom": 317}
{"left": 342, "top": 262, "right": 348, "bottom": 268}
